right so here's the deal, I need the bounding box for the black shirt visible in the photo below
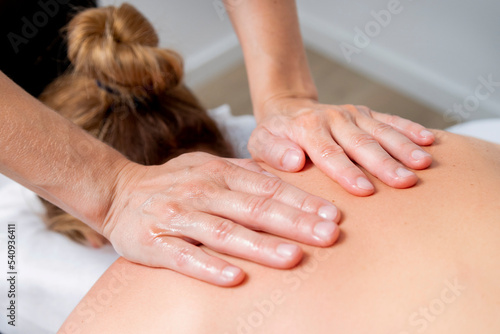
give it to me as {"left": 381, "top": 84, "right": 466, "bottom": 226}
{"left": 0, "top": 0, "right": 96, "bottom": 97}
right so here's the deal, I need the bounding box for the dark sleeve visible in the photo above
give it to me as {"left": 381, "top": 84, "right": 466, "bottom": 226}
{"left": 0, "top": 0, "right": 97, "bottom": 97}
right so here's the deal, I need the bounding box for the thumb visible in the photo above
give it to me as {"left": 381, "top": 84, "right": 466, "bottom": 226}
{"left": 248, "top": 127, "right": 306, "bottom": 172}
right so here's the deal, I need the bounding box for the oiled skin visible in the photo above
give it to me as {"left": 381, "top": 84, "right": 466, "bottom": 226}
{"left": 60, "top": 130, "right": 500, "bottom": 334}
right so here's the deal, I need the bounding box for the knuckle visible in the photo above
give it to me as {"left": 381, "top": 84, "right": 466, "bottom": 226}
{"left": 326, "top": 107, "right": 353, "bottom": 124}
{"left": 200, "top": 182, "right": 219, "bottom": 199}
{"left": 338, "top": 104, "right": 358, "bottom": 114}
{"left": 212, "top": 219, "right": 236, "bottom": 244}
{"left": 171, "top": 246, "right": 196, "bottom": 269}
{"left": 248, "top": 236, "right": 266, "bottom": 253}
{"left": 247, "top": 133, "right": 260, "bottom": 155}
{"left": 318, "top": 143, "right": 345, "bottom": 159}
{"left": 182, "top": 181, "right": 218, "bottom": 209}
{"left": 161, "top": 202, "right": 183, "bottom": 217}
{"left": 203, "top": 159, "right": 232, "bottom": 175}
{"left": 371, "top": 122, "right": 394, "bottom": 138}
{"left": 339, "top": 164, "right": 364, "bottom": 176}
{"left": 174, "top": 152, "right": 206, "bottom": 166}
{"left": 348, "top": 133, "right": 377, "bottom": 149}
{"left": 386, "top": 114, "right": 402, "bottom": 126}
{"left": 238, "top": 158, "right": 259, "bottom": 171}
{"left": 296, "top": 195, "right": 313, "bottom": 212}
{"left": 189, "top": 151, "right": 211, "bottom": 160}
{"left": 136, "top": 227, "right": 158, "bottom": 250}
{"left": 258, "top": 177, "right": 283, "bottom": 196}
{"left": 379, "top": 155, "right": 397, "bottom": 168}
{"left": 289, "top": 212, "right": 313, "bottom": 232}
{"left": 179, "top": 181, "right": 203, "bottom": 198}
{"left": 339, "top": 104, "right": 356, "bottom": 111}
{"left": 245, "top": 196, "right": 272, "bottom": 220}
{"left": 248, "top": 126, "right": 267, "bottom": 148}
{"left": 268, "top": 116, "right": 289, "bottom": 133}
{"left": 293, "top": 109, "right": 323, "bottom": 128}
{"left": 354, "top": 105, "right": 372, "bottom": 116}
{"left": 142, "top": 194, "right": 182, "bottom": 219}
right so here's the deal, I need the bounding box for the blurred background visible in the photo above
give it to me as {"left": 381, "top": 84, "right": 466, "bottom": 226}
{"left": 101, "top": 0, "right": 500, "bottom": 129}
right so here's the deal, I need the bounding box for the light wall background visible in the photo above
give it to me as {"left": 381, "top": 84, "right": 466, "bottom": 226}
{"left": 100, "top": 0, "right": 500, "bottom": 121}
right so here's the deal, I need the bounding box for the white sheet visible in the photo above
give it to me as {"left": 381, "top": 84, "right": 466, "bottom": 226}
{"left": 0, "top": 180, "right": 119, "bottom": 334}
{"left": 445, "top": 118, "right": 500, "bottom": 144}
{"left": 0, "top": 112, "right": 498, "bottom": 334}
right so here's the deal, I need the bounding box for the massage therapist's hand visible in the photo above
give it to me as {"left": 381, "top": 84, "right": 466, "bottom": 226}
{"left": 223, "top": 0, "right": 434, "bottom": 196}
{"left": 248, "top": 97, "right": 435, "bottom": 196}
{"left": 100, "top": 152, "right": 340, "bottom": 286}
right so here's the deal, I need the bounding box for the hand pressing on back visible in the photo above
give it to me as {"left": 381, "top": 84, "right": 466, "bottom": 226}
{"left": 101, "top": 152, "right": 340, "bottom": 286}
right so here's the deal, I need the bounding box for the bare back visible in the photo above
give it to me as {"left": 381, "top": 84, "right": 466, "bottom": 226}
{"left": 60, "top": 131, "right": 500, "bottom": 334}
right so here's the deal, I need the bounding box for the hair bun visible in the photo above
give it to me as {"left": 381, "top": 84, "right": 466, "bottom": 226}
{"left": 67, "top": 3, "right": 183, "bottom": 94}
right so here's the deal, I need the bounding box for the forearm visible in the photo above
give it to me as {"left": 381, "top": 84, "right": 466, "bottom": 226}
{"left": 0, "top": 71, "right": 129, "bottom": 231}
{"left": 224, "top": 0, "right": 318, "bottom": 119}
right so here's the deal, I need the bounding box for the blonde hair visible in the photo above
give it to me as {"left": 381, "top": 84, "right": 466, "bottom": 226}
{"left": 38, "top": 3, "right": 233, "bottom": 247}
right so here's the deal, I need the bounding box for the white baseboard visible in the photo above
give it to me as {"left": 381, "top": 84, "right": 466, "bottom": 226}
{"left": 298, "top": 12, "right": 499, "bottom": 121}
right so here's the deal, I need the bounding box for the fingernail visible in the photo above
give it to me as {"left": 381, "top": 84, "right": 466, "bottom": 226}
{"left": 411, "top": 149, "right": 431, "bottom": 161}
{"left": 318, "top": 205, "right": 338, "bottom": 220}
{"left": 356, "top": 177, "right": 374, "bottom": 191}
{"left": 221, "top": 266, "right": 241, "bottom": 281}
{"left": 276, "top": 243, "right": 300, "bottom": 258}
{"left": 313, "top": 221, "right": 337, "bottom": 242}
{"left": 395, "top": 167, "right": 415, "bottom": 179}
{"left": 283, "top": 150, "right": 301, "bottom": 170}
{"left": 420, "top": 130, "right": 434, "bottom": 138}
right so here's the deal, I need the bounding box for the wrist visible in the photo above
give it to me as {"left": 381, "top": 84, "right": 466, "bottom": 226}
{"left": 96, "top": 158, "right": 142, "bottom": 237}
{"left": 250, "top": 63, "right": 319, "bottom": 120}
{"left": 42, "top": 138, "right": 132, "bottom": 234}
{"left": 254, "top": 90, "right": 319, "bottom": 122}
{"left": 81, "top": 152, "right": 133, "bottom": 233}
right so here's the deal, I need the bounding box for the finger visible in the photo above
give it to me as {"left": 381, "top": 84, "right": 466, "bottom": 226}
{"left": 201, "top": 188, "right": 340, "bottom": 247}
{"left": 228, "top": 158, "right": 284, "bottom": 180}
{"left": 222, "top": 164, "right": 340, "bottom": 222}
{"left": 356, "top": 114, "right": 432, "bottom": 170}
{"left": 181, "top": 212, "right": 304, "bottom": 268}
{"left": 131, "top": 237, "right": 245, "bottom": 287}
{"left": 370, "top": 110, "right": 435, "bottom": 146}
{"left": 226, "top": 158, "right": 272, "bottom": 175}
{"left": 248, "top": 126, "right": 306, "bottom": 172}
{"left": 296, "top": 126, "right": 375, "bottom": 196}
{"left": 330, "top": 120, "right": 418, "bottom": 188}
